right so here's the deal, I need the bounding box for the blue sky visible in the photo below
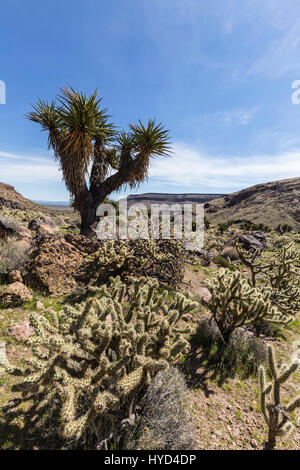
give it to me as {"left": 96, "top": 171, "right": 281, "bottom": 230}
{"left": 0, "top": 0, "right": 300, "bottom": 201}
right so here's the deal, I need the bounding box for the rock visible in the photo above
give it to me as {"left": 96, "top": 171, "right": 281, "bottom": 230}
{"left": 238, "top": 234, "right": 264, "bottom": 251}
{"left": 221, "top": 245, "right": 239, "bottom": 261}
{"left": 251, "top": 230, "right": 267, "bottom": 247}
{"left": 193, "top": 249, "right": 214, "bottom": 266}
{"left": 7, "top": 321, "right": 34, "bottom": 341}
{"left": 28, "top": 218, "right": 59, "bottom": 236}
{"left": 64, "top": 233, "right": 102, "bottom": 254}
{"left": 39, "top": 215, "right": 55, "bottom": 226}
{"left": 8, "top": 270, "right": 23, "bottom": 283}
{"left": 197, "top": 287, "right": 212, "bottom": 304}
{"left": 36, "top": 300, "right": 45, "bottom": 310}
{"left": 225, "top": 233, "right": 264, "bottom": 252}
{"left": 24, "top": 235, "right": 83, "bottom": 294}
{"left": 0, "top": 282, "right": 33, "bottom": 307}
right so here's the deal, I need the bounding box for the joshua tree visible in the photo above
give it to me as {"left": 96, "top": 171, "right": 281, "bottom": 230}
{"left": 26, "top": 86, "right": 171, "bottom": 236}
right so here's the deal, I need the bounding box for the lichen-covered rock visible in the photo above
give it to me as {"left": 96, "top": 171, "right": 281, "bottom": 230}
{"left": 7, "top": 320, "right": 34, "bottom": 341}
{"left": 8, "top": 270, "right": 23, "bottom": 283}
{"left": 0, "top": 282, "right": 33, "bottom": 307}
{"left": 64, "top": 233, "right": 102, "bottom": 254}
{"left": 24, "top": 235, "right": 83, "bottom": 294}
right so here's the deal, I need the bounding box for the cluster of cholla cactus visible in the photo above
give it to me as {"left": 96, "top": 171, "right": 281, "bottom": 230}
{"left": 259, "top": 345, "right": 300, "bottom": 449}
{"left": 80, "top": 239, "right": 186, "bottom": 288}
{"left": 264, "top": 242, "right": 300, "bottom": 317}
{"left": 235, "top": 240, "right": 299, "bottom": 318}
{"left": 7, "top": 276, "right": 196, "bottom": 444}
{"left": 207, "top": 268, "right": 293, "bottom": 344}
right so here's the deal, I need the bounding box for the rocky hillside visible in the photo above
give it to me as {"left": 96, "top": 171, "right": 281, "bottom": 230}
{"left": 0, "top": 182, "right": 42, "bottom": 211}
{"left": 205, "top": 177, "right": 300, "bottom": 229}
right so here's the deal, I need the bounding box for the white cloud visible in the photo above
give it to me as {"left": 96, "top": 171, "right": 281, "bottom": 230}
{"left": 0, "top": 151, "right": 61, "bottom": 184}
{"left": 1, "top": 145, "right": 299, "bottom": 196}
{"left": 149, "top": 142, "right": 300, "bottom": 189}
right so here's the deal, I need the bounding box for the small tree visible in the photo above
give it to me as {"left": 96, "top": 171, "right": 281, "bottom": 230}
{"left": 26, "top": 86, "right": 171, "bottom": 236}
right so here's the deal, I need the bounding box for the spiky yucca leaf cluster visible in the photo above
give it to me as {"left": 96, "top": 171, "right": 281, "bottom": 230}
{"left": 207, "top": 268, "right": 293, "bottom": 343}
{"left": 259, "top": 345, "right": 300, "bottom": 449}
{"left": 7, "top": 277, "right": 196, "bottom": 443}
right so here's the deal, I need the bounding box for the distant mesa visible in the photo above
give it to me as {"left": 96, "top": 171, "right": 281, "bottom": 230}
{"left": 125, "top": 193, "right": 224, "bottom": 209}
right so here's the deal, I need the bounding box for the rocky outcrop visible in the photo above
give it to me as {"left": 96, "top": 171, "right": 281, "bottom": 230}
{"left": 24, "top": 235, "right": 83, "bottom": 294}
{"left": 7, "top": 321, "right": 34, "bottom": 341}
{"left": 0, "top": 182, "right": 41, "bottom": 211}
{"left": 65, "top": 233, "right": 102, "bottom": 254}
{"left": 28, "top": 218, "right": 59, "bottom": 236}
{"left": 8, "top": 270, "right": 23, "bottom": 283}
{"left": 0, "top": 282, "right": 33, "bottom": 307}
{"left": 0, "top": 219, "right": 31, "bottom": 241}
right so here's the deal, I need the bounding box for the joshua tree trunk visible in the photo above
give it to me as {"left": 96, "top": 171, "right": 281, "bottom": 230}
{"left": 80, "top": 194, "right": 100, "bottom": 237}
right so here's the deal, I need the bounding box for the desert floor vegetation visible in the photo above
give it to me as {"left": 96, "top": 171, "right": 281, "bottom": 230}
{"left": 0, "top": 206, "right": 299, "bottom": 450}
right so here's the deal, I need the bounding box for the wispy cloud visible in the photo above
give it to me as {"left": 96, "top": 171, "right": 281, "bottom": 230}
{"left": 1, "top": 144, "right": 299, "bottom": 197}
{"left": 200, "top": 107, "right": 260, "bottom": 127}
{"left": 149, "top": 142, "right": 300, "bottom": 190}
{"left": 0, "top": 151, "right": 61, "bottom": 184}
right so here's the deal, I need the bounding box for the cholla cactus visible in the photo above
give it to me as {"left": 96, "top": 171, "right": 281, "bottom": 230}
{"left": 235, "top": 240, "right": 299, "bottom": 317}
{"left": 7, "top": 276, "right": 196, "bottom": 444}
{"left": 207, "top": 268, "right": 293, "bottom": 343}
{"left": 81, "top": 239, "right": 186, "bottom": 288}
{"left": 259, "top": 345, "right": 300, "bottom": 449}
{"left": 265, "top": 242, "right": 300, "bottom": 317}
{"left": 235, "top": 241, "right": 269, "bottom": 287}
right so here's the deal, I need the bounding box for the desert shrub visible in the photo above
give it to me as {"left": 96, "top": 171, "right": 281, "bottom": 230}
{"left": 240, "top": 221, "right": 271, "bottom": 232}
{"left": 195, "top": 318, "right": 267, "bottom": 379}
{"left": 5, "top": 276, "right": 196, "bottom": 449}
{"left": 252, "top": 319, "right": 285, "bottom": 338}
{"left": 276, "top": 224, "right": 293, "bottom": 234}
{"left": 127, "top": 367, "right": 197, "bottom": 450}
{"left": 0, "top": 239, "right": 30, "bottom": 277}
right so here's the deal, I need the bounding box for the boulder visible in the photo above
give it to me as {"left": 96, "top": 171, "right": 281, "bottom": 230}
{"left": 28, "top": 218, "right": 59, "bottom": 236}
{"left": 7, "top": 321, "right": 34, "bottom": 341}
{"left": 24, "top": 235, "right": 83, "bottom": 294}
{"left": 237, "top": 234, "right": 264, "bottom": 251}
{"left": 8, "top": 270, "right": 23, "bottom": 283}
{"left": 221, "top": 245, "right": 239, "bottom": 261}
{"left": 224, "top": 233, "right": 264, "bottom": 252}
{"left": 0, "top": 220, "right": 31, "bottom": 241}
{"left": 197, "top": 287, "right": 212, "bottom": 304}
{"left": 193, "top": 249, "right": 214, "bottom": 266}
{"left": 0, "top": 282, "right": 33, "bottom": 307}
{"left": 36, "top": 300, "right": 45, "bottom": 310}
{"left": 251, "top": 230, "right": 267, "bottom": 247}
{"left": 65, "top": 233, "right": 102, "bottom": 254}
